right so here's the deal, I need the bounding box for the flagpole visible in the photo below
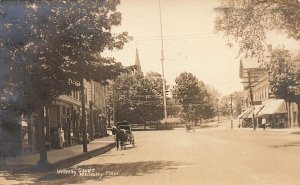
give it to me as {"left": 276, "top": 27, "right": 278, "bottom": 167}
{"left": 159, "top": 0, "right": 167, "bottom": 123}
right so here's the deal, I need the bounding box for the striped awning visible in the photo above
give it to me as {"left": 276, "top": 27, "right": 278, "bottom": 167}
{"left": 238, "top": 105, "right": 264, "bottom": 119}
{"left": 238, "top": 108, "right": 252, "bottom": 119}
{"left": 246, "top": 105, "right": 265, "bottom": 118}
{"left": 257, "top": 99, "right": 287, "bottom": 116}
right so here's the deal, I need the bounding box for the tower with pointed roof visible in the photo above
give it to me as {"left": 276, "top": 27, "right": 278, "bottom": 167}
{"left": 134, "top": 48, "right": 143, "bottom": 74}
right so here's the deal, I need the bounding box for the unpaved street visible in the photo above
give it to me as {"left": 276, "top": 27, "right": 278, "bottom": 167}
{"left": 3, "top": 126, "right": 300, "bottom": 185}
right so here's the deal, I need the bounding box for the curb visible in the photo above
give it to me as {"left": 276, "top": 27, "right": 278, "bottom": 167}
{"left": 14, "top": 142, "right": 116, "bottom": 173}
{"left": 233, "top": 128, "right": 300, "bottom": 134}
{"left": 48, "top": 142, "right": 116, "bottom": 170}
{"left": 290, "top": 130, "right": 300, "bottom": 134}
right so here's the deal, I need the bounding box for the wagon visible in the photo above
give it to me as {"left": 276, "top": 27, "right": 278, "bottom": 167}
{"left": 186, "top": 123, "right": 195, "bottom": 132}
{"left": 112, "top": 121, "right": 135, "bottom": 150}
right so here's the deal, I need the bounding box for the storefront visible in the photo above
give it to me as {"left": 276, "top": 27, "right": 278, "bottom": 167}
{"left": 238, "top": 105, "right": 264, "bottom": 128}
{"left": 48, "top": 101, "right": 81, "bottom": 149}
{"left": 257, "top": 99, "right": 288, "bottom": 128}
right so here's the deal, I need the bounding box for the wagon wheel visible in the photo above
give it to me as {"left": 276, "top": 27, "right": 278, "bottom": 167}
{"left": 120, "top": 141, "right": 126, "bottom": 150}
{"left": 132, "top": 138, "right": 135, "bottom": 148}
{"left": 116, "top": 140, "right": 119, "bottom": 151}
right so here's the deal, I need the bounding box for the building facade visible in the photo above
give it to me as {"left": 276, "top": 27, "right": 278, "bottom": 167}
{"left": 238, "top": 46, "right": 299, "bottom": 128}
{"left": 1, "top": 80, "right": 108, "bottom": 157}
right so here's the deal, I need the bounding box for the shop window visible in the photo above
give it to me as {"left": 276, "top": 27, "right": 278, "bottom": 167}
{"left": 74, "top": 91, "right": 79, "bottom": 100}
{"left": 21, "top": 120, "right": 29, "bottom": 145}
{"left": 85, "top": 88, "right": 88, "bottom": 103}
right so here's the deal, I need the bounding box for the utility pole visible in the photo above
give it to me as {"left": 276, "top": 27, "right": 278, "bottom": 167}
{"left": 247, "top": 71, "right": 256, "bottom": 130}
{"left": 112, "top": 81, "right": 116, "bottom": 126}
{"left": 159, "top": 0, "right": 167, "bottom": 124}
{"left": 230, "top": 95, "right": 233, "bottom": 115}
{"left": 217, "top": 102, "right": 219, "bottom": 124}
{"left": 230, "top": 94, "right": 233, "bottom": 129}
{"left": 80, "top": 79, "right": 87, "bottom": 152}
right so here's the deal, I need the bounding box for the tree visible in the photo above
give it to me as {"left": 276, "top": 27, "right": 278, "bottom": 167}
{"left": 215, "top": 0, "right": 300, "bottom": 58}
{"left": 166, "top": 98, "right": 180, "bottom": 118}
{"left": 231, "top": 91, "right": 245, "bottom": 117}
{"left": 0, "top": 0, "right": 129, "bottom": 166}
{"left": 106, "top": 72, "right": 164, "bottom": 128}
{"left": 138, "top": 72, "right": 164, "bottom": 124}
{"left": 215, "top": 0, "right": 300, "bottom": 125}
{"left": 172, "top": 72, "right": 213, "bottom": 125}
{"left": 219, "top": 91, "right": 244, "bottom": 118}
{"left": 205, "top": 84, "right": 221, "bottom": 118}
{"left": 267, "top": 48, "right": 300, "bottom": 125}
{"left": 114, "top": 73, "right": 137, "bottom": 123}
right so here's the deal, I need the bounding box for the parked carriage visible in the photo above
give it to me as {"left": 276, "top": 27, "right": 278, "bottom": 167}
{"left": 186, "top": 123, "right": 195, "bottom": 132}
{"left": 112, "top": 121, "right": 135, "bottom": 150}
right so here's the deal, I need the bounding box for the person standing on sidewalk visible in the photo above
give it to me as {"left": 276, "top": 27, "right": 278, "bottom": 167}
{"left": 262, "top": 117, "right": 266, "bottom": 130}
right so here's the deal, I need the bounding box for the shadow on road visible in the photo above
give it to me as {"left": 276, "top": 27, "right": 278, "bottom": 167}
{"left": 272, "top": 142, "right": 300, "bottom": 148}
{"left": 1, "top": 160, "right": 190, "bottom": 185}
{"left": 0, "top": 169, "right": 42, "bottom": 185}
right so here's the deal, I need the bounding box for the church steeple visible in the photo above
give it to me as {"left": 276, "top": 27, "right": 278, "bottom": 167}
{"left": 134, "top": 48, "right": 142, "bottom": 74}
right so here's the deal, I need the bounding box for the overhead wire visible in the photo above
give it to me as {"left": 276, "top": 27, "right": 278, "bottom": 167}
{"left": 132, "top": 33, "right": 217, "bottom": 42}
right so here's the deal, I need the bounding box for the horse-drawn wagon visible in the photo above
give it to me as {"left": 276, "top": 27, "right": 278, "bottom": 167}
{"left": 112, "top": 121, "right": 135, "bottom": 150}
{"left": 186, "top": 123, "right": 195, "bottom": 132}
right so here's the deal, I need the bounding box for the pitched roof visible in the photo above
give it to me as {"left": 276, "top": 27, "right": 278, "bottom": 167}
{"left": 239, "top": 56, "right": 262, "bottom": 78}
{"left": 134, "top": 48, "right": 142, "bottom": 74}
{"left": 241, "top": 56, "right": 260, "bottom": 69}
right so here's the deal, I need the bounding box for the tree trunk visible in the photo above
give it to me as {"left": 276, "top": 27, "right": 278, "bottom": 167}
{"left": 288, "top": 102, "right": 292, "bottom": 127}
{"left": 37, "top": 108, "right": 49, "bottom": 167}
{"left": 89, "top": 102, "right": 94, "bottom": 141}
{"left": 45, "top": 107, "right": 50, "bottom": 145}
{"left": 80, "top": 79, "right": 88, "bottom": 152}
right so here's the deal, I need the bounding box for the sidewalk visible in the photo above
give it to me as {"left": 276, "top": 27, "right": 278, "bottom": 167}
{"left": 0, "top": 136, "right": 115, "bottom": 172}
{"left": 211, "top": 119, "right": 300, "bottom": 134}
{"left": 232, "top": 127, "right": 300, "bottom": 134}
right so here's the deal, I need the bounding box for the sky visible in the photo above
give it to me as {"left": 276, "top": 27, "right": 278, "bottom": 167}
{"left": 109, "top": 0, "right": 300, "bottom": 96}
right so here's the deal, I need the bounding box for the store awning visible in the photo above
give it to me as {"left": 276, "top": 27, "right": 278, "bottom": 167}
{"left": 242, "top": 105, "right": 263, "bottom": 118}
{"left": 238, "top": 107, "right": 252, "bottom": 119}
{"left": 257, "top": 99, "right": 287, "bottom": 116}
{"left": 238, "top": 105, "right": 266, "bottom": 119}
{"left": 246, "top": 105, "right": 264, "bottom": 118}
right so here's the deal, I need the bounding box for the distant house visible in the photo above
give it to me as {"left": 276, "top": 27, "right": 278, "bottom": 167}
{"left": 238, "top": 45, "right": 299, "bottom": 128}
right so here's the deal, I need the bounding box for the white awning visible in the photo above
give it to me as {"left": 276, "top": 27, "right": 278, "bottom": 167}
{"left": 238, "top": 108, "right": 252, "bottom": 119}
{"left": 245, "top": 105, "right": 264, "bottom": 118}
{"left": 257, "top": 99, "right": 287, "bottom": 116}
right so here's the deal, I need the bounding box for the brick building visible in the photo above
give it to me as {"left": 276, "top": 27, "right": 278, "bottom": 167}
{"left": 1, "top": 80, "right": 108, "bottom": 157}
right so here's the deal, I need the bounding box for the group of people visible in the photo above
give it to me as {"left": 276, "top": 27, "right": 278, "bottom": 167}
{"left": 238, "top": 117, "right": 267, "bottom": 130}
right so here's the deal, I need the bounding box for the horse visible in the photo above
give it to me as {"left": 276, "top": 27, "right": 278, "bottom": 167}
{"left": 111, "top": 126, "right": 128, "bottom": 150}
{"left": 186, "top": 124, "right": 195, "bottom": 132}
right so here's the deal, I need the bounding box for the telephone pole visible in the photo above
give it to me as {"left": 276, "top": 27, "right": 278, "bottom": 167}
{"left": 230, "top": 94, "right": 233, "bottom": 129}
{"left": 159, "top": 0, "right": 167, "bottom": 123}
{"left": 112, "top": 81, "right": 116, "bottom": 126}
{"left": 247, "top": 71, "right": 257, "bottom": 130}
